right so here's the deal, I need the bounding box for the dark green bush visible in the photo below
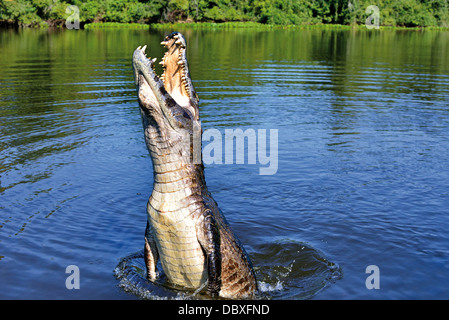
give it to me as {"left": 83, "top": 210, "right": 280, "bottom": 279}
{"left": 1, "top": 0, "right": 448, "bottom": 27}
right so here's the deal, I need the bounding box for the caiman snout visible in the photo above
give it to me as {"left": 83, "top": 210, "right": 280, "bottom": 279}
{"left": 133, "top": 32, "right": 199, "bottom": 124}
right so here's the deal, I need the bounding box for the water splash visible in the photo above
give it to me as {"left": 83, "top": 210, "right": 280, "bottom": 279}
{"left": 251, "top": 240, "right": 342, "bottom": 299}
{"left": 114, "top": 240, "right": 341, "bottom": 300}
{"left": 114, "top": 251, "right": 194, "bottom": 300}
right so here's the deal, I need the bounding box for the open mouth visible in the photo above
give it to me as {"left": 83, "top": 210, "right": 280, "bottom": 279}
{"left": 133, "top": 32, "right": 198, "bottom": 121}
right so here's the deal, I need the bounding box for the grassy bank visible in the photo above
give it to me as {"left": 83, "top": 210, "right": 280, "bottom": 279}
{"left": 84, "top": 22, "right": 150, "bottom": 29}
{"left": 82, "top": 21, "right": 449, "bottom": 31}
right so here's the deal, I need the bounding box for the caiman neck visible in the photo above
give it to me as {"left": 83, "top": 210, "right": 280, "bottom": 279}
{"left": 149, "top": 162, "right": 207, "bottom": 214}
{"left": 143, "top": 117, "right": 207, "bottom": 201}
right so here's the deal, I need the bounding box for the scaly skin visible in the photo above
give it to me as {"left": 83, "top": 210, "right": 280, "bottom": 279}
{"left": 132, "top": 32, "right": 258, "bottom": 299}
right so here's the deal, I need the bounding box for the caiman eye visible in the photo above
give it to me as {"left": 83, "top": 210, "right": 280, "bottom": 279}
{"left": 182, "top": 111, "right": 191, "bottom": 120}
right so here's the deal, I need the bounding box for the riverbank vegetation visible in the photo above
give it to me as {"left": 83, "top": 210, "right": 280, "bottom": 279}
{"left": 1, "top": 0, "right": 448, "bottom": 28}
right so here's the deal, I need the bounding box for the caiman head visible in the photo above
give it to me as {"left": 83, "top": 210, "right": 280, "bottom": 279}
{"left": 133, "top": 32, "right": 202, "bottom": 166}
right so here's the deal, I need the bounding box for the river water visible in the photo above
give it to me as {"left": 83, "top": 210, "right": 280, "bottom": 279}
{"left": 1, "top": 27, "right": 448, "bottom": 299}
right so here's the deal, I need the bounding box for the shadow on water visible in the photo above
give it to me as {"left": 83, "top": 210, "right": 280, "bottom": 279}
{"left": 114, "top": 240, "right": 342, "bottom": 300}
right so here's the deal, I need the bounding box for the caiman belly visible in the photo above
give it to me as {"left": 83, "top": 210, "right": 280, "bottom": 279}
{"left": 147, "top": 192, "right": 207, "bottom": 289}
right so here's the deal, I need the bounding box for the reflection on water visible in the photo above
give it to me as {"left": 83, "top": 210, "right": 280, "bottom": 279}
{"left": 1, "top": 27, "right": 449, "bottom": 299}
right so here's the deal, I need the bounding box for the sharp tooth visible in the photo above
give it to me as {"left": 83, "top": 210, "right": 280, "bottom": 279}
{"left": 177, "top": 60, "right": 183, "bottom": 65}
{"left": 137, "top": 46, "right": 141, "bottom": 50}
{"left": 151, "top": 58, "right": 157, "bottom": 63}
{"left": 175, "top": 39, "right": 182, "bottom": 45}
{"left": 160, "top": 41, "right": 167, "bottom": 46}
{"left": 173, "top": 35, "right": 179, "bottom": 39}
{"left": 142, "top": 45, "right": 147, "bottom": 53}
{"left": 159, "top": 61, "right": 164, "bottom": 65}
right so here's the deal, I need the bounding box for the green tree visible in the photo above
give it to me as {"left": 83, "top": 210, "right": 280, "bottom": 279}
{"left": 0, "top": 0, "right": 448, "bottom": 27}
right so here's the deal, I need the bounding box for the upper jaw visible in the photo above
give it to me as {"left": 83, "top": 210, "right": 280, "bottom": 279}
{"left": 133, "top": 32, "right": 199, "bottom": 120}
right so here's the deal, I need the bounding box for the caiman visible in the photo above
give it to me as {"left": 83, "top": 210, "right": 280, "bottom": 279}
{"left": 132, "top": 32, "right": 258, "bottom": 299}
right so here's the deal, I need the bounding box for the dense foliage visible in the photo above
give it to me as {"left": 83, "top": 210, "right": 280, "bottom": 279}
{"left": 1, "top": 0, "right": 448, "bottom": 27}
